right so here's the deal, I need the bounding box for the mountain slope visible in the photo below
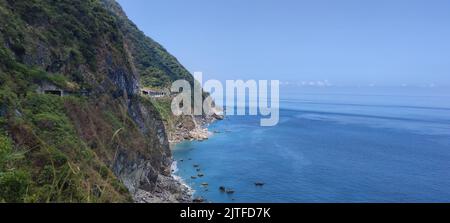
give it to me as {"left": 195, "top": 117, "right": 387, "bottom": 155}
{"left": 100, "top": 0, "right": 194, "bottom": 88}
{"left": 0, "top": 0, "right": 191, "bottom": 202}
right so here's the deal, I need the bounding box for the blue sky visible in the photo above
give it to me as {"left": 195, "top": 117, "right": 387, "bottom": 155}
{"left": 117, "top": 0, "right": 450, "bottom": 87}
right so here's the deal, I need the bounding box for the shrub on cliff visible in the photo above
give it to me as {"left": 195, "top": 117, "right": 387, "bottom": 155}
{"left": 0, "top": 170, "right": 30, "bottom": 203}
{"left": 0, "top": 135, "right": 30, "bottom": 203}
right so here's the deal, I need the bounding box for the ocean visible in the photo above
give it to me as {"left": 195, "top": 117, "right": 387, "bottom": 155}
{"left": 172, "top": 86, "right": 450, "bottom": 203}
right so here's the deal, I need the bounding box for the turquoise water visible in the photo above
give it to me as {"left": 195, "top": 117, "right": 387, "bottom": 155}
{"left": 173, "top": 87, "right": 450, "bottom": 203}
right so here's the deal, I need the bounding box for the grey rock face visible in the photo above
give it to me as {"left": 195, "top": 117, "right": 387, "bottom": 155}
{"left": 113, "top": 151, "right": 159, "bottom": 193}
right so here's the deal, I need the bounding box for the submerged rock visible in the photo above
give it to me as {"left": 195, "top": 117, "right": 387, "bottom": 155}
{"left": 193, "top": 197, "right": 205, "bottom": 203}
{"left": 212, "top": 113, "right": 225, "bottom": 120}
{"left": 226, "top": 189, "right": 235, "bottom": 194}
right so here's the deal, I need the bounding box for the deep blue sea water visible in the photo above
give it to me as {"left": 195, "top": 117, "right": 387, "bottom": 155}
{"left": 172, "top": 87, "right": 450, "bottom": 203}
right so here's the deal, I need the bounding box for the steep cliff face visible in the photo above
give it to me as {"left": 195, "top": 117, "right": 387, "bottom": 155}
{"left": 0, "top": 0, "right": 192, "bottom": 202}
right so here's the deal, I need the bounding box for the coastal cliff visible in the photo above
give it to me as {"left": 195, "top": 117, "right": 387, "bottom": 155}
{"left": 0, "top": 0, "right": 200, "bottom": 202}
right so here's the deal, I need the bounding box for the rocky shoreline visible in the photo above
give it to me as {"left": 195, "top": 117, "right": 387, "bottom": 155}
{"left": 168, "top": 114, "right": 222, "bottom": 144}
{"left": 133, "top": 111, "right": 223, "bottom": 203}
{"left": 167, "top": 113, "right": 223, "bottom": 203}
{"left": 134, "top": 174, "right": 193, "bottom": 203}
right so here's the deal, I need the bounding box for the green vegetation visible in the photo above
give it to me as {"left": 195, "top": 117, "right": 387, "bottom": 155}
{"left": 0, "top": 94, "right": 132, "bottom": 202}
{"left": 100, "top": 0, "right": 194, "bottom": 88}
{"left": 143, "top": 97, "right": 173, "bottom": 122}
{"left": 141, "top": 67, "right": 172, "bottom": 88}
{"left": 0, "top": 134, "right": 29, "bottom": 203}
{"left": 0, "top": 0, "right": 193, "bottom": 89}
{"left": 0, "top": 170, "right": 30, "bottom": 203}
